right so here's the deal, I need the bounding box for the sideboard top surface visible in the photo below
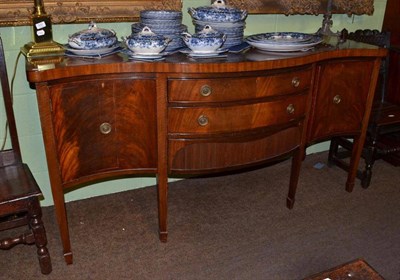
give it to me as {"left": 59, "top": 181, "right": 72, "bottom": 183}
{"left": 26, "top": 38, "right": 387, "bottom": 83}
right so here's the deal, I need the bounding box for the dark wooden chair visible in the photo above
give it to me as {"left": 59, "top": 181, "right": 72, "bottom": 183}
{"left": 328, "top": 29, "right": 400, "bottom": 188}
{"left": 0, "top": 37, "right": 52, "bottom": 274}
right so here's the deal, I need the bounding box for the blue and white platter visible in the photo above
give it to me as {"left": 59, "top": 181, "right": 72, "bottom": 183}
{"left": 245, "top": 32, "right": 323, "bottom": 52}
{"left": 246, "top": 32, "right": 315, "bottom": 45}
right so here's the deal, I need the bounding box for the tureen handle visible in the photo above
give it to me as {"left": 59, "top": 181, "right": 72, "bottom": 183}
{"left": 187, "top": 7, "right": 197, "bottom": 18}
{"left": 201, "top": 25, "right": 214, "bottom": 34}
{"left": 69, "top": 38, "right": 83, "bottom": 47}
{"left": 140, "top": 26, "right": 154, "bottom": 35}
{"left": 88, "top": 21, "right": 97, "bottom": 30}
{"left": 240, "top": 10, "right": 248, "bottom": 21}
{"left": 212, "top": 0, "right": 226, "bottom": 7}
{"left": 181, "top": 32, "right": 192, "bottom": 43}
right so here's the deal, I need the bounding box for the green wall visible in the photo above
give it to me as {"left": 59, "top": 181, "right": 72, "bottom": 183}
{"left": 0, "top": 0, "right": 388, "bottom": 206}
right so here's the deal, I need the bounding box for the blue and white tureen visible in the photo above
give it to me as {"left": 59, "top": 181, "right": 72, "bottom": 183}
{"left": 188, "top": 0, "right": 247, "bottom": 22}
{"left": 68, "top": 22, "right": 117, "bottom": 50}
{"left": 182, "top": 25, "right": 226, "bottom": 53}
{"left": 123, "top": 26, "right": 171, "bottom": 55}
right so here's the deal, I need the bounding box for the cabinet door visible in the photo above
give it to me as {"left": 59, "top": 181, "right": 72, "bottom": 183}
{"left": 49, "top": 77, "right": 157, "bottom": 184}
{"left": 307, "top": 59, "right": 375, "bottom": 143}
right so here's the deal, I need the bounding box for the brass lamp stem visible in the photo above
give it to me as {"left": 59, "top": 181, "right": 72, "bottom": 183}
{"left": 34, "top": 0, "right": 45, "bottom": 16}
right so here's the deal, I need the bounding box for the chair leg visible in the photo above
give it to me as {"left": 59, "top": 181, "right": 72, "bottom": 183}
{"left": 361, "top": 130, "right": 380, "bottom": 189}
{"left": 361, "top": 146, "right": 375, "bottom": 189}
{"left": 29, "top": 198, "right": 52, "bottom": 275}
{"left": 328, "top": 138, "right": 339, "bottom": 167}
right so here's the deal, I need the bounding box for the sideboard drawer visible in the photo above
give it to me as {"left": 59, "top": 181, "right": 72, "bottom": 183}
{"left": 168, "top": 94, "right": 308, "bottom": 134}
{"left": 168, "top": 68, "right": 312, "bottom": 103}
{"left": 169, "top": 126, "right": 302, "bottom": 172}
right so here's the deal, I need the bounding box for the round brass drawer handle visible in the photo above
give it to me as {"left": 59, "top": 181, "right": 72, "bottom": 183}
{"left": 333, "top": 95, "right": 342, "bottom": 104}
{"left": 291, "top": 77, "right": 300, "bottom": 88}
{"left": 200, "top": 85, "right": 212, "bottom": 97}
{"left": 286, "top": 104, "right": 295, "bottom": 114}
{"left": 99, "top": 122, "right": 112, "bottom": 134}
{"left": 197, "top": 115, "right": 209, "bottom": 126}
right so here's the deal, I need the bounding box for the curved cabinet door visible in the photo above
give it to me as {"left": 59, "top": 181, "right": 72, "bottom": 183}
{"left": 49, "top": 77, "right": 157, "bottom": 184}
{"left": 307, "top": 59, "right": 375, "bottom": 143}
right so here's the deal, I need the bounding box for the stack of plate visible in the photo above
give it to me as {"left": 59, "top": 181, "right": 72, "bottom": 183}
{"left": 245, "top": 32, "right": 323, "bottom": 52}
{"left": 131, "top": 10, "right": 187, "bottom": 52}
{"left": 188, "top": 1, "right": 247, "bottom": 49}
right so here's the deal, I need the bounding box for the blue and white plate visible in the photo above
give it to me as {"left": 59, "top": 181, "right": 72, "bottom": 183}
{"left": 65, "top": 43, "right": 121, "bottom": 56}
{"left": 123, "top": 49, "right": 170, "bottom": 60}
{"left": 129, "top": 54, "right": 166, "bottom": 61}
{"left": 246, "top": 34, "right": 323, "bottom": 52}
{"left": 246, "top": 32, "right": 315, "bottom": 45}
{"left": 180, "top": 47, "right": 228, "bottom": 57}
{"left": 140, "top": 10, "right": 182, "bottom": 20}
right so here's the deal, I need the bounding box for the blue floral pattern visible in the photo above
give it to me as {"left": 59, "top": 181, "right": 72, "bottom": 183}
{"left": 188, "top": 0, "right": 247, "bottom": 23}
{"left": 68, "top": 22, "right": 117, "bottom": 50}
{"left": 123, "top": 26, "right": 171, "bottom": 54}
{"left": 182, "top": 25, "right": 226, "bottom": 53}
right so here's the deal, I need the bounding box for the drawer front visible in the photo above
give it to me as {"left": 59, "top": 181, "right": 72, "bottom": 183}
{"left": 168, "top": 68, "right": 312, "bottom": 102}
{"left": 168, "top": 94, "right": 308, "bottom": 134}
{"left": 169, "top": 126, "right": 302, "bottom": 172}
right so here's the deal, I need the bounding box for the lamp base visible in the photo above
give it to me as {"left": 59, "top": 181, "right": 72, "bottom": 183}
{"left": 316, "top": 14, "right": 340, "bottom": 37}
{"left": 21, "top": 41, "right": 64, "bottom": 58}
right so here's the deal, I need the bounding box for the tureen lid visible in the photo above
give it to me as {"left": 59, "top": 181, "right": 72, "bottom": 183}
{"left": 129, "top": 26, "right": 167, "bottom": 40}
{"left": 195, "top": 25, "right": 223, "bottom": 37}
{"left": 69, "top": 21, "right": 116, "bottom": 40}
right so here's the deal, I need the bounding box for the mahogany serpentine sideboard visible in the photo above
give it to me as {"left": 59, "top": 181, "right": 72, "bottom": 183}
{"left": 25, "top": 37, "right": 386, "bottom": 264}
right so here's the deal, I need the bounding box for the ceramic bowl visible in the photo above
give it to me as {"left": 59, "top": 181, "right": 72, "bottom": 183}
{"left": 188, "top": 0, "right": 247, "bottom": 23}
{"left": 182, "top": 25, "right": 226, "bottom": 53}
{"left": 123, "top": 26, "right": 171, "bottom": 55}
{"left": 68, "top": 22, "right": 117, "bottom": 50}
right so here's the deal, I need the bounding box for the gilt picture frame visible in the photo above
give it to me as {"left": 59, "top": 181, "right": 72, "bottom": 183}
{"left": 0, "top": 0, "right": 183, "bottom": 26}
{"left": 0, "top": 0, "right": 374, "bottom": 27}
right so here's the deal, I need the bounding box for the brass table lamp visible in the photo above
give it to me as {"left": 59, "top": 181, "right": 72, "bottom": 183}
{"left": 21, "top": 0, "right": 64, "bottom": 57}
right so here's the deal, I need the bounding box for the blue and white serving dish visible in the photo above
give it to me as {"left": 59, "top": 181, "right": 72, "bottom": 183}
{"left": 182, "top": 25, "right": 226, "bottom": 53}
{"left": 68, "top": 22, "right": 117, "bottom": 50}
{"left": 188, "top": 0, "right": 247, "bottom": 23}
{"left": 123, "top": 26, "right": 171, "bottom": 55}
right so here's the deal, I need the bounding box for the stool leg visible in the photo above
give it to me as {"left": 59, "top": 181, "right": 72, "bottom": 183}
{"left": 29, "top": 198, "right": 52, "bottom": 275}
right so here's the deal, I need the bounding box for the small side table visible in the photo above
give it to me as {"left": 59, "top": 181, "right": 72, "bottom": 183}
{"left": 304, "top": 258, "right": 385, "bottom": 280}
